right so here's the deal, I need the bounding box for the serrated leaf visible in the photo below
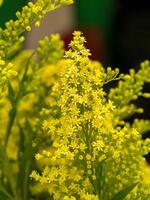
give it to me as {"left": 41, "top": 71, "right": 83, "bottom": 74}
{"left": 110, "top": 183, "right": 138, "bottom": 200}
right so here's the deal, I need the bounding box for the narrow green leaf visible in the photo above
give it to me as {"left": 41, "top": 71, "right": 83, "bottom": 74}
{"left": 110, "top": 183, "right": 138, "bottom": 200}
{"left": 0, "top": 186, "right": 13, "bottom": 199}
{"left": 0, "top": 146, "right": 16, "bottom": 197}
{"left": 0, "top": 191, "right": 12, "bottom": 200}
{"left": 17, "top": 121, "right": 35, "bottom": 200}
{"left": 94, "top": 161, "right": 105, "bottom": 199}
{"left": 7, "top": 82, "right": 15, "bottom": 106}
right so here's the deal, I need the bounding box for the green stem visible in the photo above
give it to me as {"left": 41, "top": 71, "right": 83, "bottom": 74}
{"left": 23, "top": 161, "right": 30, "bottom": 200}
{"left": 3, "top": 52, "right": 35, "bottom": 200}
{"left": 0, "top": 146, "right": 17, "bottom": 199}
{"left": 4, "top": 107, "right": 17, "bottom": 146}
{"left": 4, "top": 52, "right": 35, "bottom": 147}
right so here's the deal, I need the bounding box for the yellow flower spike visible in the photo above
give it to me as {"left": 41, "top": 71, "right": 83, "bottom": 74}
{"left": 17, "top": 23, "right": 150, "bottom": 200}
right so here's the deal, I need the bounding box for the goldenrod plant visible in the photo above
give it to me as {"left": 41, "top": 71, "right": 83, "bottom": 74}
{"left": 0, "top": 1, "right": 149, "bottom": 200}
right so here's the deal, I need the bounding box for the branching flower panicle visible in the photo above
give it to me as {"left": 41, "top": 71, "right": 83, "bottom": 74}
{"left": 0, "top": 1, "right": 149, "bottom": 200}
{"left": 0, "top": 0, "right": 73, "bottom": 97}
{"left": 31, "top": 32, "right": 150, "bottom": 200}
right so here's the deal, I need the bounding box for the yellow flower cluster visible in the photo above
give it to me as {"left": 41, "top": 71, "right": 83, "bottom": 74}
{"left": 0, "top": 1, "right": 149, "bottom": 199}
{"left": 31, "top": 32, "right": 150, "bottom": 200}
{"left": 0, "top": 0, "right": 73, "bottom": 58}
{"left": 109, "top": 60, "right": 150, "bottom": 122}
{"left": 37, "top": 34, "right": 64, "bottom": 66}
{"left": 0, "top": 33, "right": 66, "bottom": 197}
{"left": 0, "top": 16, "right": 67, "bottom": 198}
{"left": 132, "top": 119, "right": 150, "bottom": 134}
{"left": 0, "top": 0, "right": 73, "bottom": 98}
{"left": 0, "top": 58, "right": 17, "bottom": 98}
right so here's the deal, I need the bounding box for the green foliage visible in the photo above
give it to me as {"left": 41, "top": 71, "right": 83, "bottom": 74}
{"left": 110, "top": 183, "right": 138, "bottom": 200}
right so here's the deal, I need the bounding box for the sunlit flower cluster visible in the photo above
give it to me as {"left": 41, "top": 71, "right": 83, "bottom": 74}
{"left": 0, "top": 58, "right": 17, "bottom": 98}
{"left": 31, "top": 32, "right": 150, "bottom": 200}
{"left": 0, "top": 1, "right": 149, "bottom": 200}
{"left": 0, "top": 0, "right": 73, "bottom": 58}
{"left": 109, "top": 62, "right": 150, "bottom": 127}
{"left": 0, "top": 1, "right": 74, "bottom": 199}
{"left": 0, "top": 0, "right": 73, "bottom": 97}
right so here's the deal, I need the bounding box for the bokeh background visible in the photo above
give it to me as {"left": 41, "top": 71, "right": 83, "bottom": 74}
{"left": 1, "top": 0, "right": 150, "bottom": 69}
{"left": 0, "top": 0, "right": 150, "bottom": 161}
